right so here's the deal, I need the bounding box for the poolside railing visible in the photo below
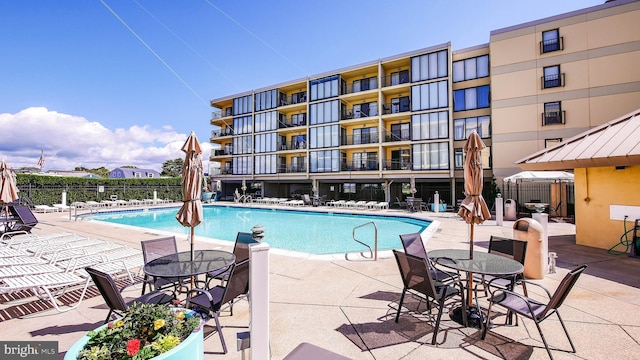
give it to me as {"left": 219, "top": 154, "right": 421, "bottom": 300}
{"left": 352, "top": 221, "right": 378, "bottom": 260}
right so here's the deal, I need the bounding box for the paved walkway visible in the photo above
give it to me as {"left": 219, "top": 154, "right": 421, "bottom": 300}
{"left": 2, "top": 204, "right": 640, "bottom": 359}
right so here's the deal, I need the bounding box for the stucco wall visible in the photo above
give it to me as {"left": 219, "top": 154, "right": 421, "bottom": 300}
{"left": 574, "top": 165, "right": 640, "bottom": 250}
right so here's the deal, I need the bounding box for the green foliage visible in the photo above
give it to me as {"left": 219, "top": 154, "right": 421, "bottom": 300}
{"left": 15, "top": 174, "right": 182, "bottom": 205}
{"left": 161, "top": 159, "right": 183, "bottom": 177}
{"left": 74, "top": 166, "right": 111, "bottom": 178}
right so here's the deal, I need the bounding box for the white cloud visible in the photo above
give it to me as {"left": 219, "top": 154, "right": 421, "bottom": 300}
{"left": 0, "top": 107, "right": 213, "bottom": 172}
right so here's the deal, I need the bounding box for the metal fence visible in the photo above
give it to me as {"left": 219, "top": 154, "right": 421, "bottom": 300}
{"left": 498, "top": 181, "right": 575, "bottom": 216}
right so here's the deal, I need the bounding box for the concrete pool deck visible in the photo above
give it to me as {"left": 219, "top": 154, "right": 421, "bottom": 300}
{"left": 3, "top": 203, "right": 640, "bottom": 359}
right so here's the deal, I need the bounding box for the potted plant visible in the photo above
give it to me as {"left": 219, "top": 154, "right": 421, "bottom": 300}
{"left": 65, "top": 303, "right": 204, "bottom": 360}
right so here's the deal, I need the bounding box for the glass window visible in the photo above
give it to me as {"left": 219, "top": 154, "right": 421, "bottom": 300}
{"left": 453, "top": 55, "right": 489, "bottom": 82}
{"left": 411, "top": 142, "right": 449, "bottom": 170}
{"left": 411, "top": 111, "right": 448, "bottom": 140}
{"left": 310, "top": 75, "right": 339, "bottom": 101}
{"left": 543, "top": 65, "right": 561, "bottom": 88}
{"left": 545, "top": 138, "right": 562, "bottom": 148}
{"left": 310, "top": 100, "right": 340, "bottom": 125}
{"left": 543, "top": 101, "right": 563, "bottom": 125}
{"left": 454, "top": 116, "right": 491, "bottom": 140}
{"left": 233, "top": 95, "right": 252, "bottom": 115}
{"left": 411, "top": 50, "right": 448, "bottom": 82}
{"left": 411, "top": 81, "right": 448, "bottom": 111}
{"left": 310, "top": 149, "right": 340, "bottom": 173}
{"left": 542, "top": 29, "right": 561, "bottom": 53}
{"left": 454, "top": 148, "right": 464, "bottom": 169}
{"left": 453, "top": 85, "right": 489, "bottom": 111}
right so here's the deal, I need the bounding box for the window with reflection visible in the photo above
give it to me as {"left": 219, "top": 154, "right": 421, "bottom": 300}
{"left": 254, "top": 111, "right": 277, "bottom": 132}
{"left": 352, "top": 152, "right": 378, "bottom": 170}
{"left": 233, "top": 116, "right": 252, "bottom": 135}
{"left": 453, "top": 116, "right": 490, "bottom": 140}
{"left": 233, "top": 95, "right": 253, "bottom": 115}
{"left": 233, "top": 136, "right": 252, "bottom": 155}
{"left": 542, "top": 29, "right": 561, "bottom": 53}
{"left": 309, "top": 124, "right": 339, "bottom": 149}
{"left": 353, "top": 127, "right": 378, "bottom": 145}
{"left": 412, "top": 142, "right": 449, "bottom": 170}
{"left": 453, "top": 85, "right": 490, "bottom": 111}
{"left": 390, "top": 70, "right": 410, "bottom": 85}
{"left": 411, "top": 81, "right": 448, "bottom": 111}
{"left": 310, "top": 149, "right": 340, "bottom": 172}
{"left": 411, "top": 50, "right": 448, "bottom": 82}
{"left": 254, "top": 133, "right": 276, "bottom": 153}
{"left": 543, "top": 65, "right": 561, "bottom": 88}
{"left": 545, "top": 138, "right": 562, "bottom": 148}
{"left": 310, "top": 75, "right": 339, "bottom": 101}
{"left": 255, "top": 89, "right": 279, "bottom": 112}
{"left": 411, "top": 111, "right": 448, "bottom": 140}
{"left": 255, "top": 154, "right": 277, "bottom": 174}
{"left": 453, "top": 55, "right": 489, "bottom": 82}
{"left": 310, "top": 100, "right": 340, "bottom": 125}
{"left": 543, "top": 101, "right": 563, "bottom": 125}
{"left": 232, "top": 156, "right": 252, "bottom": 175}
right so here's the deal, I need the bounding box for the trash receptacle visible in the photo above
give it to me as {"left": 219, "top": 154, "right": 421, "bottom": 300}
{"left": 504, "top": 199, "right": 517, "bottom": 220}
{"left": 513, "top": 218, "right": 545, "bottom": 279}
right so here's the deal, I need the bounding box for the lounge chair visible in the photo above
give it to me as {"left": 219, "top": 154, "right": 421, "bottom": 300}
{"left": 3, "top": 204, "right": 38, "bottom": 234}
{"left": 302, "top": 194, "right": 312, "bottom": 206}
{"left": 392, "top": 250, "right": 467, "bottom": 345}
{"left": 0, "top": 271, "right": 91, "bottom": 312}
{"left": 375, "top": 201, "right": 389, "bottom": 210}
{"left": 86, "top": 266, "right": 175, "bottom": 324}
{"left": 482, "top": 265, "right": 588, "bottom": 359}
{"left": 53, "top": 204, "right": 70, "bottom": 212}
{"left": 34, "top": 205, "right": 60, "bottom": 213}
{"left": 365, "top": 201, "right": 378, "bottom": 209}
{"left": 185, "top": 259, "right": 250, "bottom": 354}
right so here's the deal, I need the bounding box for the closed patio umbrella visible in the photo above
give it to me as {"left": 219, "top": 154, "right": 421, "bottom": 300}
{"left": 175, "top": 132, "right": 204, "bottom": 262}
{"left": 458, "top": 131, "right": 490, "bottom": 307}
{"left": 1, "top": 160, "right": 19, "bottom": 217}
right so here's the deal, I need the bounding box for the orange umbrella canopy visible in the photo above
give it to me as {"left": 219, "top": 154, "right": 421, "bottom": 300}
{"left": 176, "top": 132, "right": 204, "bottom": 228}
{"left": 458, "top": 131, "right": 490, "bottom": 225}
{"left": 0, "top": 160, "right": 19, "bottom": 205}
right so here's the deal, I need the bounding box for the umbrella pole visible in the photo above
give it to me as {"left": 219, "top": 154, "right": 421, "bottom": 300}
{"left": 468, "top": 223, "right": 474, "bottom": 307}
{"left": 190, "top": 226, "right": 195, "bottom": 289}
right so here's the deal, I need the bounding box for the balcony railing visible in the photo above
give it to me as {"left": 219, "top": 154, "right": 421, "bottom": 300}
{"left": 381, "top": 159, "right": 412, "bottom": 170}
{"left": 277, "top": 116, "right": 307, "bottom": 129}
{"left": 209, "top": 168, "right": 233, "bottom": 175}
{"left": 211, "top": 149, "right": 233, "bottom": 157}
{"left": 277, "top": 140, "right": 307, "bottom": 151}
{"left": 541, "top": 110, "right": 566, "bottom": 125}
{"left": 279, "top": 92, "right": 307, "bottom": 106}
{"left": 342, "top": 79, "right": 378, "bottom": 95}
{"left": 277, "top": 164, "right": 307, "bottom": 173}
{"left": 381, "top": 102, "right": 410, "bottom": 115}
{"left": 540, "top": 37, "right": 564, "bottom": 54}
{"left": 541, "top": 73, "right": 565, "bottom": 89}
{"left": 341, "top": 133, "right": 379, "bottom": 146}
{"left": 211, "top": 127, "right": 234, "bottom": 138}
{"left": 381, "top": 74, "right": 411, "bottom": 87}
{"left": 341, "top": 161, "right": 379, "bottom": 172}
{"left": 342, "top": 106, "right": 378, "bottom": 120}
{"left": 381, "top": 129, "right": 411, "bottom": 142}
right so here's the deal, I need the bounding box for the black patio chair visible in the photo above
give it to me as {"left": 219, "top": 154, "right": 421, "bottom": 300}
{"left": 399, "top": 233, "right": 460, "bottom": 284}
{"left": 86, "top": 267, "right": 175, "bottom": 324}
{"left": 474, "top": 236, "right": 529, "bottom": 299}
{"left": 141, "top": 236, "right": 189, "bottom": 295}
{"left": 392, "top": 250, "right": 467, "bottom": 345}
{"left": 205, "top": 232, "right": 258, "bottom": 287}
{"left": 185, "top": 258, "right": 250, "bottom": 354}
{"left": 482, "top": 264, "right": 588, "bottom": 359}
{"left": 5, "top": 204, "right": 38, "bottom": 234}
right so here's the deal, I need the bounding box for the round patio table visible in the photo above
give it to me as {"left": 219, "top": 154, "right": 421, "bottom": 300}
{"left": 428, "top": 249, "right": 524, "bottom": 328}
{"left": 143, "top": 250, "right": 236, "bottom": 279}
{"left": 428, "top": 249, "right": 524, "bottom": 276}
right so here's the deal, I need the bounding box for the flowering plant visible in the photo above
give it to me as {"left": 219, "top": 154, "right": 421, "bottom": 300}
{"left": 77, "top": 303, "right": 201, "bottom": 360}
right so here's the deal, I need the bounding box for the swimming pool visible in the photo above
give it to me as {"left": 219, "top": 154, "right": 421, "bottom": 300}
{"left": 90, "top": 206, "right": 432, "bottom": 255}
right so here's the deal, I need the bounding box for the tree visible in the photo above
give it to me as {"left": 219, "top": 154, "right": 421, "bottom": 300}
{"left": 75, "top": 166, "right": 110, "bottom": 178}
{"left": 161, "top": 158, "right": 183, "bottom": 177}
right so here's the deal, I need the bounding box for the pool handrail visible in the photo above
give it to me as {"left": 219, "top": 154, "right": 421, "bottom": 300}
{"left": 352, "top": 221, "right": 378, "bottom": 260}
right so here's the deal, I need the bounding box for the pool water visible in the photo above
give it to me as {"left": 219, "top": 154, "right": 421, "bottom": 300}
{"left": 90, "top": 206, "right": 431, "bottom": 255}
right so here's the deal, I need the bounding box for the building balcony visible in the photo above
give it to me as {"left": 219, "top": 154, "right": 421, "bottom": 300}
{"left": 381, "top": 159, "right": 412, "bottom": 171}
{"left": 540, "top": 37, "right": 564, "bottom": 54}
{"left": 341, "top": 161, "right": 379, "bottom": 172}
{"left": 341, "top": 133, "right": 379, "bottom": 146}
{"left": 277, "top": 164, "right": 307, "bottom": 174}
{"left": 381, "top": 74, "right": 411, "bottom": 87}
{"left": 211, "top": 128, "right": 234, "bottom": 138}
{"left": 381, "top": 102, "right": 411, "bottom": 115}
{"left": 278, "top": 116, "right": 307, "bottom": 129}
{"left": 541, "top": 110, "right": 566, "bottom": 125}
{"left": 211, "top": 149, "right": 233, "bottom": 157}
{"left": 381, "top": 129, "right": 411, "bottom": 142}
{"left": 541, "top": 73, "right": 565, "bottom": 89}
{"left": 277, "top": 140, "right": 307, "bottom": 151}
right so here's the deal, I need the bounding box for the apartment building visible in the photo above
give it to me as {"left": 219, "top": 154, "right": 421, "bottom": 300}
{"left": 210, "top": 0, "right": 640, "bottom": 206}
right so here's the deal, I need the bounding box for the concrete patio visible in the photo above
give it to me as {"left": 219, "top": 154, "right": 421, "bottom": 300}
{"left": 2, "top": 205, "right": 640, "bottom": 359}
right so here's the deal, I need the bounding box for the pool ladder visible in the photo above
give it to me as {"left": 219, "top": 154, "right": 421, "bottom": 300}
{"left": 352, "top": 221, "right": 378, "bottom": 260}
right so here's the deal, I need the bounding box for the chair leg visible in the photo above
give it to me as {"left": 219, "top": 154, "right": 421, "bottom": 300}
{"left": 431, "top": 301, "right": 445, "bottom": 345}
{"left": 213, "top": 312, "right": 227, "bottom": 354}
{"left": 533, "top": 319, "right": 554, "bottom": 360}
{"left": 104, "top": 310, "right": 114, "bottom": 324}
{"left": 556, "top": 311, "right": 577, "bottom": 353}
{"left": 481, "top": 301, "right": 493, "bottom": 340}
{"left": 394, "top": 289, "right": 407, "bottom": 323}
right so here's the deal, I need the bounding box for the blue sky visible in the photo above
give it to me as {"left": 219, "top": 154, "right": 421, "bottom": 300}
{"left": 0, "top": 0, "right": 602, "bottom": 172}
